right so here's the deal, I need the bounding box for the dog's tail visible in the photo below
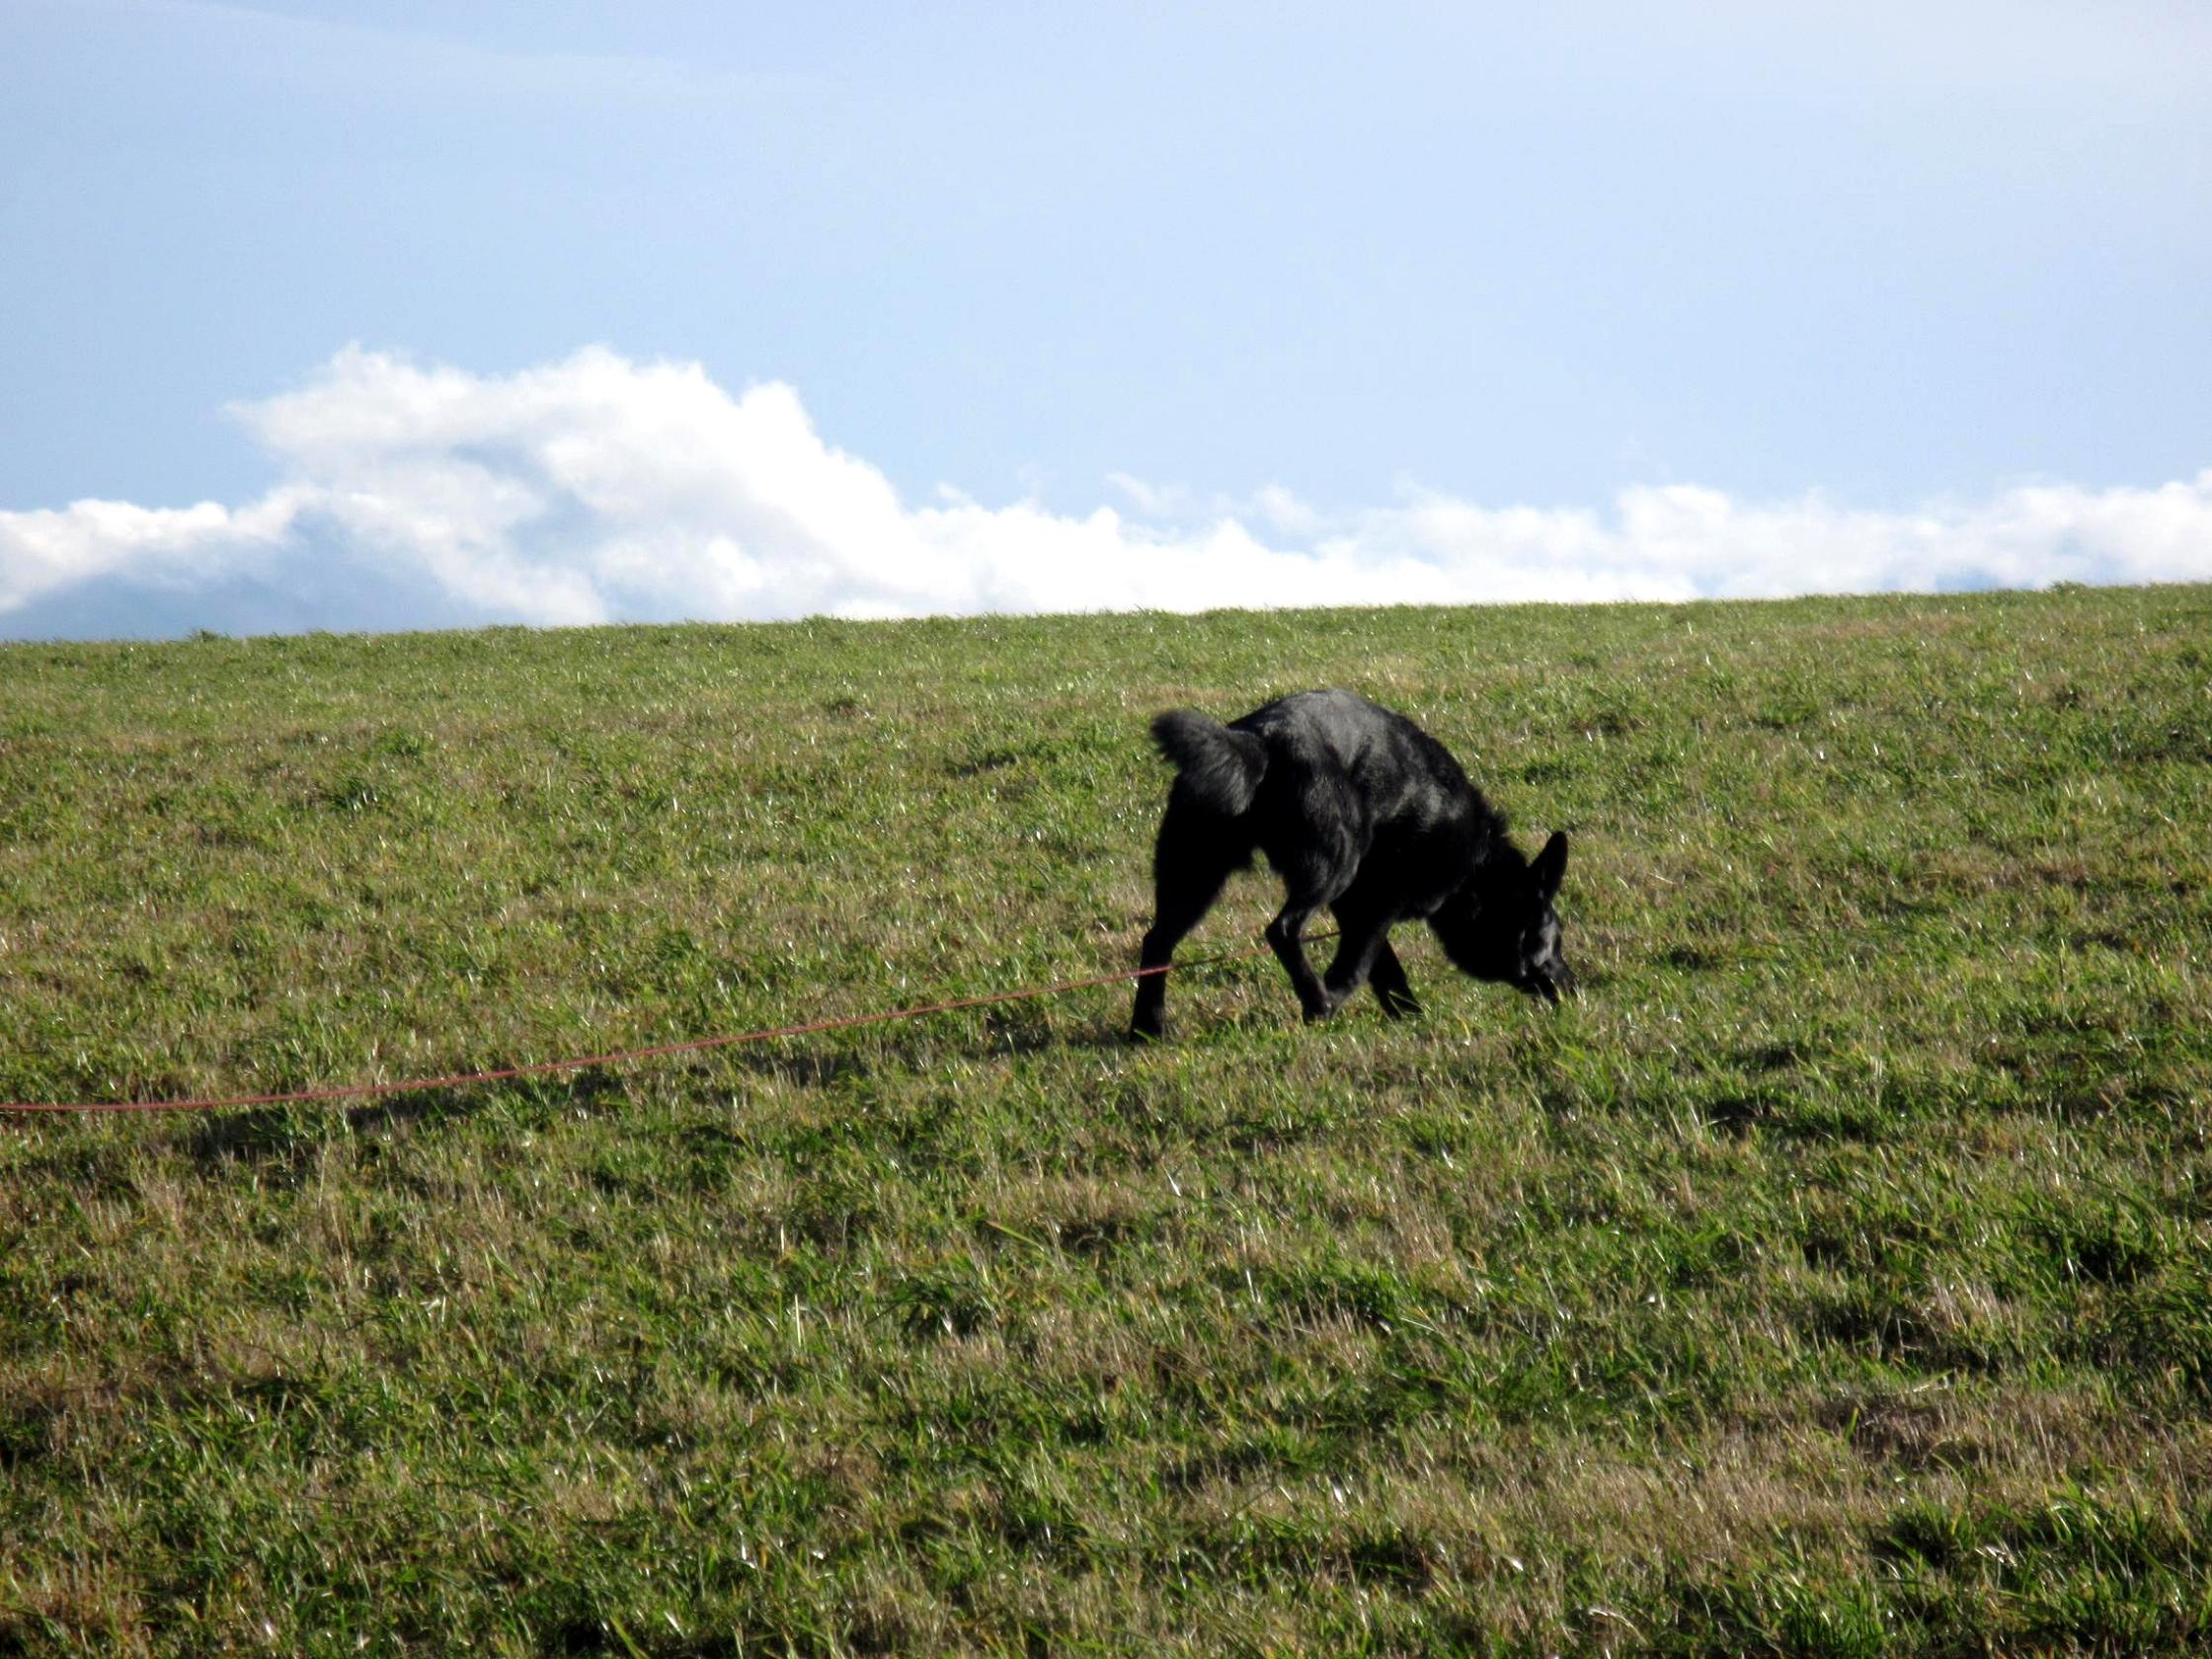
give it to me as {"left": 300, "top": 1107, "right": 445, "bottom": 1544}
{"left": 1150, "top": 709, "right": 1268, "bottom": 816}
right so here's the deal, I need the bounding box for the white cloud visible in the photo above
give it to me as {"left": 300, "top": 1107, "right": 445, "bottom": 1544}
{"left": 5, "top": 345, "right": 2211, "bottom": 638}
{"left": 0, "top": 491, "right": 306, "bottom": 615}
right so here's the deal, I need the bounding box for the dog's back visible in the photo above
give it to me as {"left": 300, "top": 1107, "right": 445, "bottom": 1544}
{"left": 1227, "top": 688, "right": 1498, "bottom": 846}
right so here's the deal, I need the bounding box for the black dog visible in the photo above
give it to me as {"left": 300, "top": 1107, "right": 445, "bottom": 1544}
{"left": 1129, "top": 688, "right": 1571, "bottom": 1038}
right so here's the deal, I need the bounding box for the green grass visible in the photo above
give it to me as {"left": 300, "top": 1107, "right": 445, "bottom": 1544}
{"left": 2, "top": 587, "right": 2209, "bottom": 1655}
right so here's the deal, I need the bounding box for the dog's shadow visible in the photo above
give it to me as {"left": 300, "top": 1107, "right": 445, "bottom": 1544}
{"left": 182, "top": 1067, "right": 628, "bottom": 1171}
{"left": 179, "top": 1015, "right": 1152, "bottom": 1164}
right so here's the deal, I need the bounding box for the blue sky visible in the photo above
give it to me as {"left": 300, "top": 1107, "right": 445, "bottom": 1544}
{"left": 5, "top": 1, "right": 2211, "bottom": 636}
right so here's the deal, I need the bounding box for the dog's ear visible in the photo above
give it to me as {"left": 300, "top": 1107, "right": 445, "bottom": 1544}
{"left": 1532, "top": 830, "right": 1568, "bottom": 904}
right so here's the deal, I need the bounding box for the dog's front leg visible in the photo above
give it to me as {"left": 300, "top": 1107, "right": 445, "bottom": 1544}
{"left": 1322, "top": 918, "right": 1391, "bottom": 1013}
{"left": 1369, "top": 938, "right": 1420, "bottom": 1018}
{"left": 1265, "top": 903, "right": 1337, "bottom": 1022}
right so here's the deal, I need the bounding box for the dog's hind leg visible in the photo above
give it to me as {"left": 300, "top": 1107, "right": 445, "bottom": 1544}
{"left": 1264, "top": 828, "right": 1361, "bottom": 1024}
{"left": 1266, "top": 893, "right": 1340, "bottom": 1022}
{"left": 1130, "top": 800, "right": 1243, "bottom": 1040}
{"left": 1369, "top": 938, "right": 1420, "bottom": 1019}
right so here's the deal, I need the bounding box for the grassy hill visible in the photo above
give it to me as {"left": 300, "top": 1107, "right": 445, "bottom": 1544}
{"left": 3, "top": 586, "right": 2209, "bottom": 1656}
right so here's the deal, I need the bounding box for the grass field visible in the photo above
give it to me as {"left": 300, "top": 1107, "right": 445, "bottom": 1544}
{"left": 3, "top": 585, "right": 2210, "bottom": 1656}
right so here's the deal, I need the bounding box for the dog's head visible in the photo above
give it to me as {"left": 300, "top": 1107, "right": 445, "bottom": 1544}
{"left": 1433, "top": 830, "right": 1574, "bottom": 1003}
